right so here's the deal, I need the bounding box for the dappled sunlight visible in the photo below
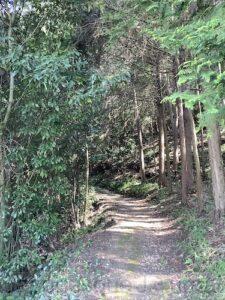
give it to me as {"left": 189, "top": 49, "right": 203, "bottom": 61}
{"left": 103, "top": 288, "right": 139, "bottom": 300}
{"left": 37, "top": 190, "right": 184, "bottom": 300}
{"left": 102, "top": 270, "right": 179, "bottom": 299}
{"left": 108, "top": 226, "right": 135, "bottom": 234}
{"left": 120, "top": 272, "right": 179, "bottom": 287}
{"left": 74, "top": 190, "right": 184, "bottom": 299}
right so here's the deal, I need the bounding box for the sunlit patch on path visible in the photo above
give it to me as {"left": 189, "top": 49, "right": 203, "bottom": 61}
{"left": 76, "top": 190, "right": 184, "bottom": 300}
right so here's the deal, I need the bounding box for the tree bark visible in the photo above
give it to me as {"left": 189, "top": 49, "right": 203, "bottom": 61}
{"left": 170, "top": 57, "right": 180, "bottom": 175}
{"left": 187, "top": 109, "right": 204, "bottom": 211}
{"left": 208, "top": 121, "right": 225, "bottom": 218}
{"left": 178, "top": 49, "right": 189, "bottom": 203}
{"left": 83, "top": 143, "right": 90, "bottom": 225}
{"left": 134, "top": 88, "right": 146, "bottom": 181}
{"left": 0, "top": 133, "right": 5, "bottom": 255}
{"left": 184, "top": 108, "right": 194, "bottom": 191}
{"left": 71, "top": 176, "right": 80, "bottom": 228}
{"left": 154, "top": 60, "right": 166, "bottom": 186}
{"left": 171, "top": 55, "right": 187, "bottom": 201}
{"left": 178, "top": 100, "right": 188, "bottom": 203}
{"left": 158, "top": 110, "right": 166, "bottom": 186}
{"left": 163, "top": 104, "right": 172, "bottom": 191}
{"left": 169, "top": 103, "right": 179, "bottom": 174}
{"left": 198, "top": 102, "right": 206, "bottom": 178}
{"left": 149, "top": 125, "right": 158, "bottom": 174}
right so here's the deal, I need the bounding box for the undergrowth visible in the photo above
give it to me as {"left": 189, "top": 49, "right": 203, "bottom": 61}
{"left": 2, "top": 216, "right": 104, "bottom": 300}
{"left": 176, "top": 206, "right": 225, "bottom": 299}
{"left": 0, "top": 188, "right": 103, "bottom": 299}
{"left": 93, "top": 175, "right": 159, "bottom": 198}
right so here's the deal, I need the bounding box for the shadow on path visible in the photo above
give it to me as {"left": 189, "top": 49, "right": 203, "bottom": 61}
{"left": 75, "top": 190, "right": 184, "bottom": 300}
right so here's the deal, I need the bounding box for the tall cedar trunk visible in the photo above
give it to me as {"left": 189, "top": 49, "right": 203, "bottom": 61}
{"left": 178, "top": 49, "right": 188, "bottom": 203}
{"left": 0, "top": 133, "right": 5, "bottom": 254}
{"left": 161, "top": 75, "right": 171, "bottom": 186}
{"left": 134, "top": 88, "right": 146, "bottom": 181}
{"left": 170, "top": 58, "right": 180, "bottom": 174}
{"left": 171, "top": 56, "right": 187, "bottom": 202}
{"left": 169, "top": 103, "right": 179, "bottom": 173}
{"left": 158, "top": 109, "right": 166, "bottom": 186}
{"left": 163, "top": 104, "right": 172, "bottom": 191}
{"left": 83, "top": 144, "right": 90, "bottom": 225}
{"left": 208, "top": 121, "right": 225, "bottom": 217}
{"left": 154, "top": 61, "right": 166, "bottom": 186}
{"left": 184, "top": 108, "right": 194, "bottom": 191}
{"left": 198, "top": 101, "right": 206, "bottom": 178}
{"left": 178, "top": 100, "right": 188, "bottom": 203}
{"left": 149, "top": 125, "right": 158, "bottom": 173}
{"left": 187, "top": 109, "right": 204, "bottom": 211}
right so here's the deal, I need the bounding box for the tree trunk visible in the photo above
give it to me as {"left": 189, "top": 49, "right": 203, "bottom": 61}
{"left": 71, "top": 176, "right": 80, "bottom": 228}
{"left": 184, "top": 108, "right": 194, "bottom": 192}
{"left": 149, "top": 125, "right": 157, "bottom": 173}
{"left": 163, "top": 104, "right": 172, "bottom": 191}
{"left": 158, "top": 105, "right": 166, "bottom": 186}
{"left": 187, "top": 109, "right": 204, "bottom": 211}
{"left": 154, "top": 60, "right": 166, "bottom": 186}
{"left": 0, "top": 132, "right": 5, "bottom": 255}
{"left": 198, "top": 102, "right": 206, "bottom": 178}
{"left": 178, "top": 49, "right": 189, "bottom": 203}
{"left": 134, "top": 88, "right": 146, "bottom": 181}
{"left": 170, "top": 58, "right": 180, "bottom": 175}
{"left": 83, "top": 143, "right": 90, "bottom": 225}
{"left": 208, "top": 121, "right": 225, "bottom": 218}
{"left": 178, "top": 100, "right": 188, "bottom": 203}
{"left": 170, "top": 103, "right": 179, "bottom": 173}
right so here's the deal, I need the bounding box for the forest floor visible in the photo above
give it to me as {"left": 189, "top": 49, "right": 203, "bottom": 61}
{"left": 49, "top": 189, "right": 185, "bottom": 300}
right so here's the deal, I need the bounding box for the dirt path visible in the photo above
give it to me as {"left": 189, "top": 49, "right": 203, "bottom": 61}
{"left": 74, "top": 190, "right": 184, "bottom": 300}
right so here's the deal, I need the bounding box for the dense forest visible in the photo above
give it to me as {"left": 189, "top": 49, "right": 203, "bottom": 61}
{"left": 1, "top": 0, "right": 225, "bottom": 299}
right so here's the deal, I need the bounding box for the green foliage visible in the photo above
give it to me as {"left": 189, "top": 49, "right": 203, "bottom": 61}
{"left": 117, "top": 178, "right": 158, "bottom": 197}
{"left": 0, "top": 0, "right": 130, "bottom": 292}
{"left": 8, "top": 238, "right": 96, "bottom": 299}
{"left": 0, "top": 248, "right": 42, "bottom": 286}
{"left": 179, "top": 210, "right": 211, "bottom": 270}
{"left": 160, "top": 2, "right": 225, "bottom": 126}
{"left": 95, "top": 176, "right": 158, "bottom": 198}
{"left": 107, "top": 0, "right": 225, "bottom": 127}
{"left": 177, "top": 207, "right": 225, "bottom": 299}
